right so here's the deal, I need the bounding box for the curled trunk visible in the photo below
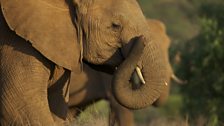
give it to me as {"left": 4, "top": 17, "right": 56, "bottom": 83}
{"left": 112, "top": 36, "right": 168, "bottom": 109}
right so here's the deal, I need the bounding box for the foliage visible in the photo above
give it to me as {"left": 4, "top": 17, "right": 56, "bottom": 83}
{"left": 176, "top": 0, "right": 224, "bottom": 125}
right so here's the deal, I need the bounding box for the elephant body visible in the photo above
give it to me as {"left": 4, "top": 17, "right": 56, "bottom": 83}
{"left": 0, "top": 0, "right": 168, "bottom": 125}
{"left": 0, "top": 9, "right": 71, "bottom": 125}
{"left": 68, "top": 19, "right": 172, "bottom": 126}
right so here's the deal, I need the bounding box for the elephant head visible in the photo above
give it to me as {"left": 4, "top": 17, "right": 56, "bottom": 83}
{"left": 145, "top": 19, "right": 186, "bottom": 107}
{"left": 112, "top": 23, "right": 169, "bottom": 109}
{"left": 1, "top": 0, "right": 167, "bottom": 109}
{"left": 145, "top": 19, "right": 173, "bottom": 107}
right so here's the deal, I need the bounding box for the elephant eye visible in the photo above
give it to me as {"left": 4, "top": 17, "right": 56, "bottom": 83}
{"left": 111, "top": 22, "right": 122, "bottom": 32}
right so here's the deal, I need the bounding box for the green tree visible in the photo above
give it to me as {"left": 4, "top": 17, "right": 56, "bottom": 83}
{"left": 177, "top": 0, "right": 224, "bottom": 125}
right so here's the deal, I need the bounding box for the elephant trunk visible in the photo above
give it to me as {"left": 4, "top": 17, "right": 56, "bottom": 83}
{"left": 112, "top": 36, "right": 168, "bottom": 109}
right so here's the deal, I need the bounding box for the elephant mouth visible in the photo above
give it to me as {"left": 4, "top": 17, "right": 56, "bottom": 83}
{"left": 130, "top": 67, "right": 146, "bottom": 90}
{"left": 83, "top": 60, "right": 116, "bottom": 74}
{"left": 117, "top": 37, "right": 146, "bottom": 89}
{"left": 83, "top": 36, "right": 147, "bottom": 89}
{"left": 82, "top": 45, "right": 126, "bottom": 75}
{"left": 86, "top": 59, "right": 146, "bottom": 90}
{"left": 84, "top": 53, "right": 146, "bottom": 91}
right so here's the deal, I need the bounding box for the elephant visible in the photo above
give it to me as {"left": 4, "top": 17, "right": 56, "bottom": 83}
{"left": 0, "top": 0, "right": 168, "bottom": 125}
{"left": 68, "top": 19, "right": 179, "bottom": 126}
{"left": 149, "top": 19, "right": 186, "bottom": 106}
{"left": 68, "top": 63, "right": 134, "bottom": 126}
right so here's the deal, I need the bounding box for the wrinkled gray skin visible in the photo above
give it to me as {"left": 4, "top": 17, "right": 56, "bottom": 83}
{"left": 0, "top": 0, "right": 168, "bottom": 125}
{"left": 68, "top": 19, "right": 173, "bottom": 126}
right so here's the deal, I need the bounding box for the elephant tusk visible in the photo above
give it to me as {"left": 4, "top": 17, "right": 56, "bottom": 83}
{"left": 171, "top": 74, "right": 186, "bottom": 84}
{"left": 164, "top": 82, "right": 168, "bottom": 86}
{"left": 135, "top": 67, "right": 146, "bottom": 84}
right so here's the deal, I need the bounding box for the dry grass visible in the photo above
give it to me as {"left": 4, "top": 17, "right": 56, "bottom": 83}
{"left": 146, "top": 117, "right": 189, "bottom": 126}
{"left": 71, "top": 117, "right": 107, "bottom": 126}
{"left": 70, "top": 114, "right": 190, "bottom": 126}
{"left": 70, "top": 100, "right": 109, "bottom": 126}
{"left": 69, "top": 100, "right": 191, "bottom": 126}
{"left": 67, "top": 99, "right": 217, "bottom": 126}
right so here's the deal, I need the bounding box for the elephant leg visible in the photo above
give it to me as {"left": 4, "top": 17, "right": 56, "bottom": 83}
{"left": 0, "top": 39, "right": 56, "bottom": 125}
{"left": 48, "top": 66, "right": 71, "bottom": 124}
{"left": 109, "top": 96, "right": 135, "bottom": 126}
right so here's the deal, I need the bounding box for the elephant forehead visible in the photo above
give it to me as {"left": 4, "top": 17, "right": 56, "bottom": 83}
{"left": 84, "top": 0, "right": 142, "bottom": 16}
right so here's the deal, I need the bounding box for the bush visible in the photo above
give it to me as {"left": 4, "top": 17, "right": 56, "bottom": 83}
{"left": 176, "top": 1, "right": 224, "bottom": 125}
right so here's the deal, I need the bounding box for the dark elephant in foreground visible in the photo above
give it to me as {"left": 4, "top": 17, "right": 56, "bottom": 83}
{"left": 68, "top": 19, "right": 183, "bottom": 126}
{"left": 0, "top": 0, "right": 168, "bottom": 125}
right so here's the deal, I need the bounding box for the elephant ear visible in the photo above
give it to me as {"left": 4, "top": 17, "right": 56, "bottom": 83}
{"left": 1, "top": 0, "right": 81, "bottom": 71}
{"left": 147, "top": 19, "right": 172, "bottom": 73}
{"left": 147, "top": 19, "right": 170, "bottom": 49}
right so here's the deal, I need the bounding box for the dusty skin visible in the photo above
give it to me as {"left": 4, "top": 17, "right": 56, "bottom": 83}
{"left": 68, "top": 19, "right": 174, "bottom": 126}
{"left": 0, "top": 0, "right": 167, "bottom": 125}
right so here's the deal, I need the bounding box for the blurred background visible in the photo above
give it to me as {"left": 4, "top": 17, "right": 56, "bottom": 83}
{"left": 74, "top": 0, "right": 224, "bottom": 125}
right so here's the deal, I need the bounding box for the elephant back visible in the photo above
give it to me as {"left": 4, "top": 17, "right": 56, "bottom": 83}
{"left": 0, "top": 0, "right": 81, "bottom": 72}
